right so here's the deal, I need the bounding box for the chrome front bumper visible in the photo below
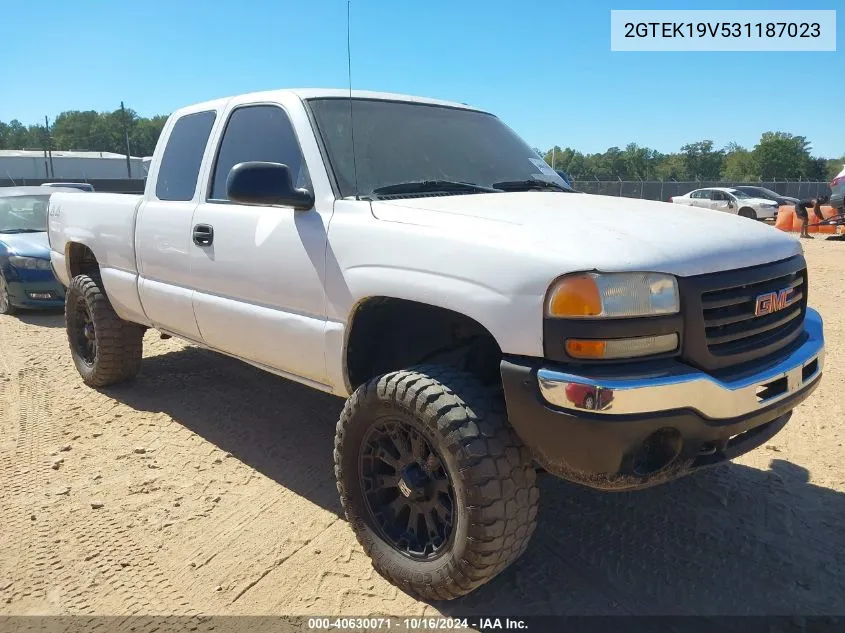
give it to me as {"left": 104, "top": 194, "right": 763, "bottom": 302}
{"left": 538, "top": 307, "right": 824, "bottom": 420}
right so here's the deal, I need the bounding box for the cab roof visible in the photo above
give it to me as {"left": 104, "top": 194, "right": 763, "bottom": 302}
{"left": 175, "top": 89, "right": 488, "bottom": 116}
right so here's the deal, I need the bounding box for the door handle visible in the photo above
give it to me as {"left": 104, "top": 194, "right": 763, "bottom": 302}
{"left": 193, "top": 223, "right": 214, "bottom": 246}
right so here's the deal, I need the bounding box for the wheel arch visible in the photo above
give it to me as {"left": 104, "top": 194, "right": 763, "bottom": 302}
{"left": 342, "top": 296, "right": 504, "bottom": 394}
{"left": 65, "top": 241, "right": 101, "bottom": 280}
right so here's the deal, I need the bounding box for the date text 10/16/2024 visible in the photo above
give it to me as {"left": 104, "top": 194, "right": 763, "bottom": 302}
{"left": 306, "top": 617, "right": 528, "bottom": 630}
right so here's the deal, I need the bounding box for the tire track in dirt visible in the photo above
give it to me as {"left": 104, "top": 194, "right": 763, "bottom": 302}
{"left": 72, "top": 511, "right": 201, "bottom": 615}
{"left": 0, "top": 322, "right": 209, "bottom": 614}
{"left": 0, "top": 360, "right": 73, "bottom": 610}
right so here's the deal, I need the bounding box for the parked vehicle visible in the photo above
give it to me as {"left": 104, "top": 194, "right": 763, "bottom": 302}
{"left": 564, "top": 383, "right": 613, "bottom": 411}
{"left": 0, "top": 186, "right": 79, "bottom": 314}
{"left": 733, "top": 185, "right": 799, "bottom": 208}
{"left": 48, "top": 89, "right": 825, "bottom": 600}
{"left": 831, "top": 165, "right": 845, "bottom": 211}
{"left": 670, "top": 187, "right": 780, "bottom": 220}
{"left": 41, "top": 182, "right": 95, "bottom": 192}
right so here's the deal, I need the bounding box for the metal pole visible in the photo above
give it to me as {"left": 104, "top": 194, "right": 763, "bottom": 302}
{"left": 120, "top": 101, "right": 132, "bottom": 178}
{"left": 44, "top": 116, "right": 55, "bottom": 178}
{"left": 552, "top": 147, "right": 556, "bottom": 170}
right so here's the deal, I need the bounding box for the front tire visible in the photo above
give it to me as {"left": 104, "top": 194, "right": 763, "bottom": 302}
{"left": 738, "top": 207, "right": 757, "bottom": 220}
{"left": 335, "top": 365, "right": 539, "bottom": 601}
{"left": 0, "top": 273, "right": 16, "bottom": 315}
{"left": 65, "top": 274, "right": 144, "bottom": 387}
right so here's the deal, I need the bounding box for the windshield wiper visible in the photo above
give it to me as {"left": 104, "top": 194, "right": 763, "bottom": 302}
{"left": 368, "top": 180, "right": 503, "bottom": 198}
{"left": 492, "top": 179, "right": 574, "bottom": 193}
{"left": 0, "top": 228, "right": 43, "bottom": 234}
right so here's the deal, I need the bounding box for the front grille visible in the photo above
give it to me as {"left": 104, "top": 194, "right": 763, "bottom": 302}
{"left": 702, "top": 269, "right": 805, "bottom": 358}
{"left": 679, "top": 255, "right": 808, "bottom": 372}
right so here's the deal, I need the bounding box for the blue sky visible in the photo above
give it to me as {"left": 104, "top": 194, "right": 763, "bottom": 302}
{"left": 1, "top": 0, "right": 842, "bottom": 157}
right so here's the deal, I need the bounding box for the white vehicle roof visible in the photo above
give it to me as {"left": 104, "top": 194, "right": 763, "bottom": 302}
{"left": 692, "top": 187, "right": 741, "bottom": 193}
{"left": 172, "top": 89, "right": 487, "bottom": 118}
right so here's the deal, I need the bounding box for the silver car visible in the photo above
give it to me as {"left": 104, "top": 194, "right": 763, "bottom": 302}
{"left": 670, "top": 187, "right": 780, "bottom": 221}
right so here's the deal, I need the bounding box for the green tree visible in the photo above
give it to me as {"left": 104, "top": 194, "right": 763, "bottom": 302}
{"left": 654, "top": 154, "right": 688, "bottom": 181}
{"left": 753, "top": 132, "right": 812, "bottom": 179}
{"left": 823, "top": 157, "right": 845, "bottom": 180}
{"left": 621, "top": 143, "right": 659, "bottom": 180}
{"left": 51, "top": 110, "right": 101, "bottom": 150}
{"left": 680, "top": 140, "right": 723, "bottom": 180}
{"left": 6, "top": 120, "right": 29, "bottom": 149}
{"left": 721, "top": 143, "right": 759, "bottom": 181}
{"left": 131, "top": 115, "right": 167, "bottom": 156}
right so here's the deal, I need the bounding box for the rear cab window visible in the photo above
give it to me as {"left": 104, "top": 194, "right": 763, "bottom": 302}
{"left": 155, "top": 111, "right": 217, "bottom": 201}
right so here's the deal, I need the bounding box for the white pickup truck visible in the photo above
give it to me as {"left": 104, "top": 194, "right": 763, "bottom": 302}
{"left": 48, "top": 89, "right": 825, "bottom": 600}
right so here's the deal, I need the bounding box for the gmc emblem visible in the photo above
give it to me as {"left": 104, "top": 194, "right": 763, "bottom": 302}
{"left": 755, "top": 287, "right": 796, "bottom": 317}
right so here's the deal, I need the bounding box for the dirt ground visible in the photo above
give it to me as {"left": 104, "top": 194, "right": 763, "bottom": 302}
{"left": 0, "top": 237, "right": 843, "bottom": 619}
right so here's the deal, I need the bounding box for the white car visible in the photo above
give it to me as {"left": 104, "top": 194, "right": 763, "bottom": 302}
{"left": 671, "top": 187, "right": 781, "bottom": 221}
{"left": 47, "top": 89, "right": 825, "bottom": 600}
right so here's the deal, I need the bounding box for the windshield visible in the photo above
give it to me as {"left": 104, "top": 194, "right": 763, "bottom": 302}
{"left": 307, "top": 98, "right": 572, "bottom": 198}
{"left": 727, "top": 189, "right": 750, "bottom": 199}
{"left": 0, "top": 195, "right": 51, "bottom": 233}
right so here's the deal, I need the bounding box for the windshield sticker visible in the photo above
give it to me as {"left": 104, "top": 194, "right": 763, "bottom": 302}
{"left": 529, "top": 158, "right": 558, "bottom": 177}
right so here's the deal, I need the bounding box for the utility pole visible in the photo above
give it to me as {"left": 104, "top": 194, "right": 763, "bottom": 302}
{"left": 44, "top": 115, "right": 55, "bottom": 178}
{"left": 120, "top": 101, "right": 132, "bottom": 178}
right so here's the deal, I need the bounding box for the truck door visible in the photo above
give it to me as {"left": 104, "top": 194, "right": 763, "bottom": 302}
{"left": 189, "top": 102, "right": 331, "bottom": 385}
{"left": 710, "top": 191, "right": 733, "bottom": 213}
{"left": 135, "top": 109, "right": 218, "bottom": 341}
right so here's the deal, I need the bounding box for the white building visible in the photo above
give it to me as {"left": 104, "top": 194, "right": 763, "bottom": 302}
{"left": 0, "top": 149, "right": 147, "bottom": 180}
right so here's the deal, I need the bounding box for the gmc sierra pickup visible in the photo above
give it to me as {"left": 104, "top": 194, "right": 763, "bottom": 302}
{"left": 48, "top": 89, "right": 825, "bottom": 600}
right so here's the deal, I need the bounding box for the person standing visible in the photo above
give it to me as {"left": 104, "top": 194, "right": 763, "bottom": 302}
{"left": 795, "top": 197, "right": 813, "bottom": 238}
{"left": 795, "top": 194, "right": 831, "bottom": 238}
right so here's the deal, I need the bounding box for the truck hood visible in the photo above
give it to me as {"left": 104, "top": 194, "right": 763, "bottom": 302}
{"left": 0, "top": 231, "right": 50, "bottom": 258}
{"left": 370, "top": 192, "right": 802, "bottom": 277}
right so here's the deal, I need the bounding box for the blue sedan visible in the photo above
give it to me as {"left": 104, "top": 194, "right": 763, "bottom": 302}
{"left": 0, "top": 186, "right": 79, "bottom": 314}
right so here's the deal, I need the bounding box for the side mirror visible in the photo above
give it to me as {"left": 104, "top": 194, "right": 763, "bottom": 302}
{"left": 226, "top": 161, "right": 315, "bottom": 210}
{"left": 727, "top": 201, "right": 734, "bottom": 208}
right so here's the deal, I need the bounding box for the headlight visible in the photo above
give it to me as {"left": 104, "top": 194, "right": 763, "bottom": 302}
{"left": 9, "top": 255, "right": 52, "bottom": 271}
{"left": 545, "top": 272, "right": 680, "bottom": 319}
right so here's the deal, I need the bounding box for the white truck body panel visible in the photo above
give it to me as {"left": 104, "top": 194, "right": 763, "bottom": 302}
{"left": 48, "top": 88, "right": 804, "bottom": 398}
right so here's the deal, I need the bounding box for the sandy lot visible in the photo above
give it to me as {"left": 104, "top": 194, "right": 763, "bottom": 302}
{"left": 0, "top": 237, "right": 843, "bottom": 619}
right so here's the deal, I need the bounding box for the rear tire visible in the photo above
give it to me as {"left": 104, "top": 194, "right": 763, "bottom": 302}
{"left": 334, "top": 365, "right": 539, "bottom": 600}
{"left": 65, "top": 274, "right": 144, "bottom": 387}
{"left": 738, "top": 207, "right": 757, "bottom": 220}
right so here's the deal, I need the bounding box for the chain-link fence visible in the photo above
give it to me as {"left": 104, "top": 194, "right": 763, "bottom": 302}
{"left": 572, "top": 180, "right": 831, "bottom": 201}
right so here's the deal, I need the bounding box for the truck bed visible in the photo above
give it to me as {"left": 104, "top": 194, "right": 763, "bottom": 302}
{"left": 48, "top": 191, "right": 148, "bottom": 324}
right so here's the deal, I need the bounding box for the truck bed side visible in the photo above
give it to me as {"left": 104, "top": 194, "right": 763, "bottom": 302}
{"left": 48, "top": 192, "right": 150, "bottom": 326}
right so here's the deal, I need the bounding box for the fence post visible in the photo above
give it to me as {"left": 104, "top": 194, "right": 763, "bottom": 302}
{"left": 659, "top": 179, "right": 664, "bottom": 201}
{"left": 618, "top": 177, "right": 623, "bottom": 197}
